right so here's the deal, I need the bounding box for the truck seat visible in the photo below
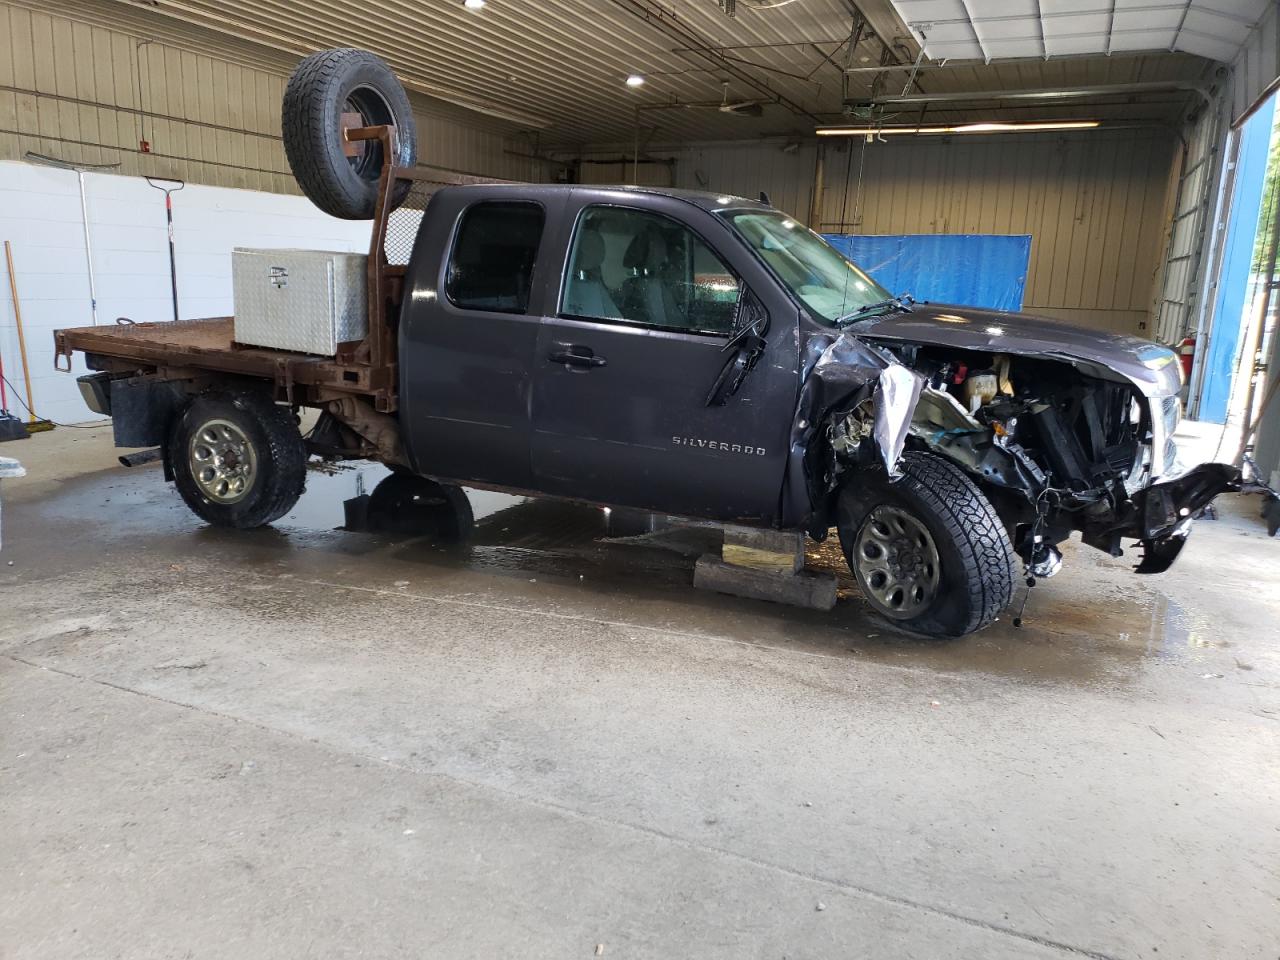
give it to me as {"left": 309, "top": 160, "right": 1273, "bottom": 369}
{"left": 621, "top": 227, "right": 681, "bottom": 327}
{"left": 564, "top": 229, "right": 621, "bottom": 319}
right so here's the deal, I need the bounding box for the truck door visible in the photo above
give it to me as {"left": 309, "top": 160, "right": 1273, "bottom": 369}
{"left": 399, "top": 191, "right": 563, "bottom": 489}
{"left": 530, "top": 196, "right": 799, "bottom": 523}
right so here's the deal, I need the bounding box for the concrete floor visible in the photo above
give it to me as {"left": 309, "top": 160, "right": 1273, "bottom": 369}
{"left": 1, "top": 425, "right": 1277, "bottom": 960}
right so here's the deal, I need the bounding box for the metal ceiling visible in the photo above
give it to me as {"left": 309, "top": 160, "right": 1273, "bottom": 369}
{"left": 28, "top": 0, "right": 1235, "bottom": 145}
{"left": 888, "top": 0, "right": 1273, "bottom": 63}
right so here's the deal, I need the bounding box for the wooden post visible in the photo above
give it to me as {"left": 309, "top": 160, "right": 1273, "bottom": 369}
{"left": 3, "top": 241, "right": 35, "bottom": 422}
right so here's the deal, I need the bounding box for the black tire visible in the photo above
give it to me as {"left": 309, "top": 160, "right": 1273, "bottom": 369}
{"left": 168, "top": 391, "right": 307, "bottom": 528}
{"left": 837, "top": 451, "right": 1016, "bottom": 637}
{"left": 366, "top": 474, "right": 474, "bottom": 542}
{"left": 282, "top": 48, "right": 418, "bottom": 220}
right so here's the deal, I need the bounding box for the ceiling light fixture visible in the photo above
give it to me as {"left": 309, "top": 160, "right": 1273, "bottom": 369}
{"left": 625, "top": 74, "right": 646, "bottom": 87}
{"left": 816, "top": 120, "right": 1101, "bottom": 136}
{"left": 463, "top": 0, "right": 485, "bottom": 9}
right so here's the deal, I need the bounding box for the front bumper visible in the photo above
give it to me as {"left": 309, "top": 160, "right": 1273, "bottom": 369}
{"left": 1120, "top": 462, "right": 1242, "bottom": 573}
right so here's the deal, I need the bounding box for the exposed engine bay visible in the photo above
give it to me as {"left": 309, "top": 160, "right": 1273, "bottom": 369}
{"left": 804, "top": 335, "right": 1241, "bottom": 576}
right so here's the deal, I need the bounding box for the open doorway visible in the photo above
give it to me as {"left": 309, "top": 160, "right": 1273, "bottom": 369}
{"left": 1232, "top": 105, "right": 1280, "bottom": 475}
{"left": 1188, "top": 90, "right": 1279, "bottom": 472}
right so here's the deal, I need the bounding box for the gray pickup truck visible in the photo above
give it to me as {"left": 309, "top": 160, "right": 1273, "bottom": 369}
{"left": 56, "top": 48, "right": 1239, "bottom": 637}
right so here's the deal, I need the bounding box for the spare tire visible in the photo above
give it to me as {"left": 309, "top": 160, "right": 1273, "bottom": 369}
{"left": 282, "top": 48, "right": 418, "bottom": 220}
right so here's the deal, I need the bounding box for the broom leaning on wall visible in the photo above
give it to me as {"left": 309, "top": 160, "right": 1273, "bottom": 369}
{"left": 2, "top": 240, "right": 52, "bottom": 438}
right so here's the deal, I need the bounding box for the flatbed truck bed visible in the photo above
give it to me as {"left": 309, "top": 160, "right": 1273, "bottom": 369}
{"left": 55, "top": 316, "right": 395, "bottom": 410}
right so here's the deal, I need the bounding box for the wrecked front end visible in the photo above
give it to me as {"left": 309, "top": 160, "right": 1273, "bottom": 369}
{"left": 794, "top": 321, "right": 1241, "bottom": 576}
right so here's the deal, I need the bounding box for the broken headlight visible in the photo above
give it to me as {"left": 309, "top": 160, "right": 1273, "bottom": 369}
{"left": 1152, "top": 395, "right": 1181, "bottom": 478}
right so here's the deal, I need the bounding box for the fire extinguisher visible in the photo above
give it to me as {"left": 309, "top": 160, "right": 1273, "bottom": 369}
{"left": 1176, "top": 336, "right": 1196, "bottom": 382}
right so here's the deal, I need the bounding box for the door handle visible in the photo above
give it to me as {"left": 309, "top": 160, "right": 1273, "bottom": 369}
{"left": 548, "top": 344, "right": 607, "bottom": 369}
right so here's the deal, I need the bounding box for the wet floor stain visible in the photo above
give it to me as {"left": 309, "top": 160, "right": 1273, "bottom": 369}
{"left": 4, "top": 458, "right": 1264, "bottom": 688}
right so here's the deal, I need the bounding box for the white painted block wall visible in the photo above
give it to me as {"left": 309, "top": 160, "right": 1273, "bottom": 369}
{"left": 0, "top": 160, "right": 372, "bottom": 425}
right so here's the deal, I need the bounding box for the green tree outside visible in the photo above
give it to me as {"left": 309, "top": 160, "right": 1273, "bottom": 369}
{"left": 1251, "top": 113, "right": 1280, "bottom": 273}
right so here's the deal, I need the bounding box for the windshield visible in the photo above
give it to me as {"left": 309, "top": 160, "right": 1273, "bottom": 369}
{"left": 721, "top": 210, "right": 891, "bottom": 325}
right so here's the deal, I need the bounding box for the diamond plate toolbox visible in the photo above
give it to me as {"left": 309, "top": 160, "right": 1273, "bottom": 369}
{"left": 232, "top": 248, "right": 367, "bottom": 355}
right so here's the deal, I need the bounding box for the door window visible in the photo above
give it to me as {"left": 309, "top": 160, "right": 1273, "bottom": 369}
{"left": 446, "top": 201, "right": 545, "bottom": 314}
{"left": 561, "top": 206, "right": 741, "bottom": 334}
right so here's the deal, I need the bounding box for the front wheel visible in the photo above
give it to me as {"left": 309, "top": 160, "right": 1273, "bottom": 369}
{"left": 837, "top": 452, "right": 1016, "bottom": 636}
{"left": 168, "top": 391, "right": 307, "bottom": 528}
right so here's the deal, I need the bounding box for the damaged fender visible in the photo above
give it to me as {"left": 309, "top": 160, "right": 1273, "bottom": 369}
{"left": 873, "top": 364, "right": 923, "bottom": 477}
{"left": 796, "top": 333, "right": 923, "bottom": 476}
{"left": 785, "top": 333, "right": 928, "bottom": 533}
{"left": 786, "top": 326, "right": 1240, "bottom": 581}
{"left": 787, "top": 332, "right": 1036, "bottom": 533}
{"left": 1112, "top": 463, "right": 1242, "bottom": 573}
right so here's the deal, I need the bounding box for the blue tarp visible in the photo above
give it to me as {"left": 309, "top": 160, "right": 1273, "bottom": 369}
{"left": 822, "top": 233, "right": 1032, "bottom": 313}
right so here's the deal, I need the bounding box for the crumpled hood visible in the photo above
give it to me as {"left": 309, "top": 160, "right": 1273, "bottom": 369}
{"left": 849, "top": 303, "right": 1182, "bottom": 398}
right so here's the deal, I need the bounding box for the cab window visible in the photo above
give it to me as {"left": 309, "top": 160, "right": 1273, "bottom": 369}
{"left": 446, "top": 201, "right": 545, "bottom": 314}
{"left": 561, "top": 206, "right": 740, "bottom": 334}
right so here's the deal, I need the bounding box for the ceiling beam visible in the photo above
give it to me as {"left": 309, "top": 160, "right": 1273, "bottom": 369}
{"left": 956, "top": 0, "right": 991, "bottom": 64}
{"left": 840, "top": 0, "right": 917, "bottom": 61}
{"left": 911, "top": 4, "right": 1258, "bottom": 29}
{"left": 864, "top": 80, "right": 1208, "bottom": 104}
{"left": 612, "top": 0, "right": 821, "bottom": 120}
{"left": 1171, "top": 0, "right": 1194, "bottom": 52}
{"left": 841, "top": 50, "right": 1197, "bottom": 72}
{"left": 919, "top": 24, "right": 1233, "bottom": 51}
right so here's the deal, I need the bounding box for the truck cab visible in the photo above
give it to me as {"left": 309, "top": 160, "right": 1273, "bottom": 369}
{"left": 399, "top": 185, "right": 803, "bottom": 525}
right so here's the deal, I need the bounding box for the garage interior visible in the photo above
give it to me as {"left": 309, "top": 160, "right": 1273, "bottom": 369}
{"left": 1, "top": 1, "right": 1278, "bottom": 958}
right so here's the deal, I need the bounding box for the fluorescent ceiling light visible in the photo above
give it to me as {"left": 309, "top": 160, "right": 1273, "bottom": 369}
{"left": 816, "top": 120, "right": 1101, "bottom": 136}
{"left": 625, "top": 74, "right": 646, "bottom": 87}
{"left": 463, "top": 0, "right": 485, "bottom": 9}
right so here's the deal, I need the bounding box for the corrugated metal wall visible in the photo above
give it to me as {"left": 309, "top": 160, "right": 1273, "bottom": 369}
{"left": 0, "top": 2, "right": 537, "bottom": 194}
{"left": 572, "top": 130, "right": 1178, "bottom": 334}
{"left": 667, "top": 142, "right": 819, "bottom": 222}
{"left": 572, "top": 140, "right": 819, "bottom": 220}
{"left": 1154, "top": 99, "right": 1227, "bottom": 344}
{"left": 1231, "top": 0, "right": 1279, "bottom": 123}
{"left": 814, "top": 130, "right": 1179, "bottom": 335}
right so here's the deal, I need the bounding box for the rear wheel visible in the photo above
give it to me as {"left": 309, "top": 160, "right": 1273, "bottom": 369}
{"left": 837, "top": 451, "right": 1016, "bottom": 636}
{"left": 168, "top": 391, "right": 307, "bottom": 528}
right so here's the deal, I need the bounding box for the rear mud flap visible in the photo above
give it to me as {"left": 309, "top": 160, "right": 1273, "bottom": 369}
{"left": 1126, "top": 463, "right": 1242, "bottom": 573}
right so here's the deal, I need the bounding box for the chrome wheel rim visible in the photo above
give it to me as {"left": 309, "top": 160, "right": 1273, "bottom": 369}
{"left": 853, "top": 505, "right": 942, "bottom": 620}
{"left": 342, "top": 85, "right": 393, "bottom": 177}
{"left": 188, "top": 418, "right": 257, "bottom": 505}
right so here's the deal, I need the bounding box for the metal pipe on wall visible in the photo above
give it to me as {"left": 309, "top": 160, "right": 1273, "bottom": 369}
{"left": 807, "top": 141, "right": 825, "bottom": 229}
{"left": 863, "top": 81, "right": 1208, "bottom": 105}
{"left": 23, "top": 152, "right": 121, "bottom": 327}
{"left": 76, "top": 171, "right": 100, "bottom": 326}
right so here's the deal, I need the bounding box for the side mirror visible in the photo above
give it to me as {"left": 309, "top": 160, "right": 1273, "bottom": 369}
{"left": 705, "top": 334, "right": 766, "bottom": 406}
{"left": 705, "top": 291, "right": 768, "bottom": 407}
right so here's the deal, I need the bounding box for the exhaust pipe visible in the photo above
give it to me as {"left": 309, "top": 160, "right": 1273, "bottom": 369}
{"left": 119, "top": 448, "right": 163, "bottom": 468}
